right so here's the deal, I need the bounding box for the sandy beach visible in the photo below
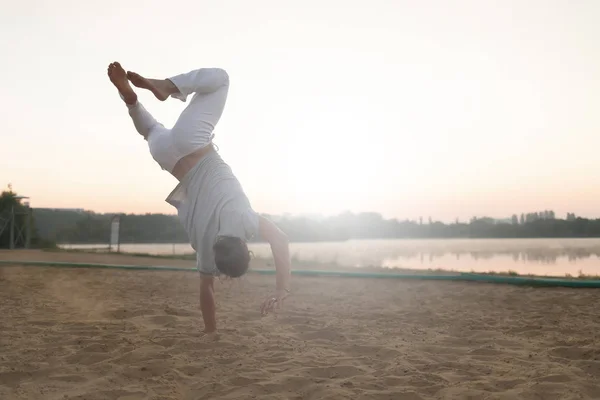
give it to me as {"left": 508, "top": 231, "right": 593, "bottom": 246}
{"left": 1, "top": 252, "right": 600, "bottom": 399}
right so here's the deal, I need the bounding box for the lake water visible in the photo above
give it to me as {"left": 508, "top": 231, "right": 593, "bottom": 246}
{"left": 61, "top": 238, "right": 600, "bottom": 277}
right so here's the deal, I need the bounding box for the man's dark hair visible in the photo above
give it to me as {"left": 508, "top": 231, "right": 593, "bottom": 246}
{"left": 213, "top": 236, "right": 251, "bottom": 278}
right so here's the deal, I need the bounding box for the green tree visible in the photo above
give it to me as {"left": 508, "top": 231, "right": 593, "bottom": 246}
{"left": 0, "top": 188, "right": 27, "bottom": 248}
{"left": 0, "top": 187, "right": 56, "bottom": 249}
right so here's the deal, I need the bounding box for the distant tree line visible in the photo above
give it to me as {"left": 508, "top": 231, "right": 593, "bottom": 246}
{"left": 28, "top": 206, "right": 600, "bottom": 245}
{"left": 33, "top": 209, "right": 189, "bottom": 244}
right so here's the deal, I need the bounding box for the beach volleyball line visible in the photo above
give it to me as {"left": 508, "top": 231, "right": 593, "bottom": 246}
{"left": 2, "top": 260, "right": 600, "bottom": 288}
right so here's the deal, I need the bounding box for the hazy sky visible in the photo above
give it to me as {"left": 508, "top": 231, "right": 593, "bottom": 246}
{"left": 1, "top": 0, "right": 599, "bottom": 222}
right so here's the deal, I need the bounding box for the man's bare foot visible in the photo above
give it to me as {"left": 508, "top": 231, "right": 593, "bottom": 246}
{"left": 107, "top": 62, "right": 137, "bottom": 105}
{"left": 127, "top": 71, "right": 172, "bottom": 101}
{"left": 201, "top": 331, "right": 220, "bottom": 342}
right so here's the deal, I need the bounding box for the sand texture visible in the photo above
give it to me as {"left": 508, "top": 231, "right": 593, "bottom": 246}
{"left": 1, "top": 254, "right": 600, "bottom": 399}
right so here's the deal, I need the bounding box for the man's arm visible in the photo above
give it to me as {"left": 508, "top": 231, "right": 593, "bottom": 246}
{"left": 258, "top": 215, "right": 291, "bottom": 293}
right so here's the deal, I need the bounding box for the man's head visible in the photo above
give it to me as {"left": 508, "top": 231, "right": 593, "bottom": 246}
{"left": 213, "top": 236, "right": 251, "bottom": 278}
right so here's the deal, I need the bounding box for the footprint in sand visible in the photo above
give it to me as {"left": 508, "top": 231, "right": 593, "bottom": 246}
{"left": 105, "top": 308, "right": 153, "bottom": 320}
{"left": 148, "top": 315, "right": 179, "bottom": 327}
{"left": 65, "top": 352, "right": 112, "bottom": 366}
{"left": 302, "top": 365, "right": 366, "bottom": 379}
{"left": 163, "top": 306, "right": 197, "bottom": 317}
{"left": 536, "top": 374, "right": 573, "bottom": 383}
{"left": 75, "top": 390, "right": 146, "bottom": 400}
{"left": 550, "top": 346, "right": 599, "bottom": 361}
{"left": 49, "top": 374, "right": 88, "bottom": 383}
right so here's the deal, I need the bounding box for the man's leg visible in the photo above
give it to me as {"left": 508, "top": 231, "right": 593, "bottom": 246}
{"left": 199, "top": 274, "right": 218, "bottom": 337}
{"left": 107, "top": 62, "right": 163, "bottom": 139}
{"left": 127, "top": 68, "right": 229, "bottom": 102}
{"left": 125, "top": 102, "right": 165, "bottom": 140}
{"left": 107, "top": 62, "right": 137, "bottom": 105}
{"left": 126, "top": 72, "right": 180, "bottom": 102}
{"left": 127, "top": 67, "right": 230, "bottom": 149}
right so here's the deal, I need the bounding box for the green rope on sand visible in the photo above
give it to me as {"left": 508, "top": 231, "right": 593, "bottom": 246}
{"left": 1, "top": 260, "right": 600, "bottom": 288}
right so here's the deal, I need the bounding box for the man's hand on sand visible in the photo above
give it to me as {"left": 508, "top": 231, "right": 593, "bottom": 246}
{"left": 261, "top": 289, "right": 290, "bottom": 316}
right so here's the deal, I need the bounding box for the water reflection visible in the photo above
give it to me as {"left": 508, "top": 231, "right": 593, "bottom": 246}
{"left": 380, "top": 248, "right": 600, "bottom": 276}
{"left": 62, "top": 239, "right": 600, "bottom": 276}
{"left": 250, "top": 239, "right": 600, "bottom": 276}
{"left": 386, "top": 248, "right": 600, "bottom": 265}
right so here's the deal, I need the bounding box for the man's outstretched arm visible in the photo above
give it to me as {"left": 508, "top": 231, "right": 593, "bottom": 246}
{"left": 258, "top": 216, "right": 291, "bottom": 313}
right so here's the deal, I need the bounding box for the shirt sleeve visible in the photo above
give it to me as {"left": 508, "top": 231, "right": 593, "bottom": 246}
{"left": 241, "top": 208, "right": 260, "bottom": 240}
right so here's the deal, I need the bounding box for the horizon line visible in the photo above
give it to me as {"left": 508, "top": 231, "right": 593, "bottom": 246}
{"left": 32, "top": 207, "right": 593, "bottom": 222}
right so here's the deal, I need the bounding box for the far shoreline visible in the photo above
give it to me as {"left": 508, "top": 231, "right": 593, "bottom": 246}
{"left": 30, "top": 247, "right": 600, "bottom": 281}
